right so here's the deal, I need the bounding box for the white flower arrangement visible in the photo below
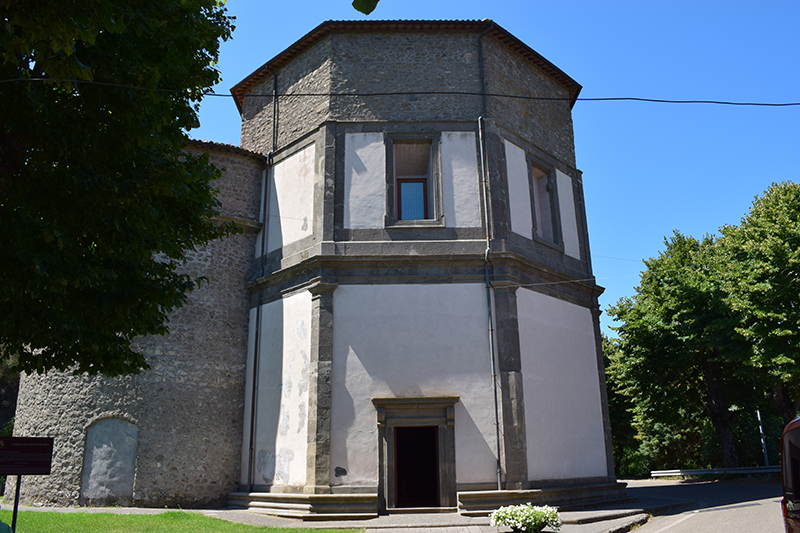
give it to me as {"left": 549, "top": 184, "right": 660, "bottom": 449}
{"left": 489, "top": 503, "right": 562, "bottom": 533}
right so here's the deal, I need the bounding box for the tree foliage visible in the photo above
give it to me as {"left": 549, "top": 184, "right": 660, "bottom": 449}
{"left": 603, "top": 335, "right": 644, "bottom": 476}
{"left": 718, "top": 182, "right": 800, "bottom": 424}
{"left": 352, "top": 0, "right": 381, "bottom": 14}
{"left": 608, "top": 232, "right": 750, "bottom": 467}
{"left": 607, "top": 182, "right": 800, "bottom": 470}
{"left": 0, "top": 1, "right": 235, "bottom": 376}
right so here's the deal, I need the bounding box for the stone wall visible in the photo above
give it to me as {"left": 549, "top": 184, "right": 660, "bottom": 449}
{"left": 239, "top": 28, "right": 576, "bottom": 167}
{"left": 483, "top": 38, "right": 576, "bottom": 167}
{"left": 8, "top": 145, "right": 264, "bottom": 507}
{"left": 329, "top": 32, "right": 483, "bottom": 124}
{"left": 240, "top": 37, "right": 332, "bottom": 155}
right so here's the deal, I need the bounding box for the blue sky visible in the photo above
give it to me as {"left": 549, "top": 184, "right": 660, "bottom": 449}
{"left": 192, "top": 0, "right": 800, "bottom": 335}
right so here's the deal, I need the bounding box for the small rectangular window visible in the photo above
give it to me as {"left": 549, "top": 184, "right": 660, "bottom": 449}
{"left": 531, "top": 164, "right": 555, "bottom": 242}
{"left": 394, "top": 141, "right": 432, "bottom": 220}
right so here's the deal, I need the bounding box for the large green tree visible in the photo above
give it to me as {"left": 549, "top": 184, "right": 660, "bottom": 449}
{"left": 718, "top": 182, "right": 800, "bottom": 425}
{"left": 608, "top": 232, "right": 752, "bottom": 467}
{"left": 0, "top": 1, "right": 235, "bottom": 376}
{"left": 603, "top": 335, "right": 644, "bottom": 476}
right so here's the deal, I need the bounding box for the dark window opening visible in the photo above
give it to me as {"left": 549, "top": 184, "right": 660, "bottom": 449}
{"left": 394, "top": 426, "right": 439, "bottom": 508}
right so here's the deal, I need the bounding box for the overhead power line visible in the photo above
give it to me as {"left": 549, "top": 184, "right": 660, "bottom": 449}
{"left": 2, "top": 78, "right": 799, "bottom": 107}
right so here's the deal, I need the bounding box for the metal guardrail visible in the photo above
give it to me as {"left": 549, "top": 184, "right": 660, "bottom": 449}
{"left": 650, "top": 466, "right": 781, "bottom": 477}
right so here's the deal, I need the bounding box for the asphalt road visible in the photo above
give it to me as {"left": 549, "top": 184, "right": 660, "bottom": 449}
{"left": 623, "top": 478, "right": 784, "bottom": 533}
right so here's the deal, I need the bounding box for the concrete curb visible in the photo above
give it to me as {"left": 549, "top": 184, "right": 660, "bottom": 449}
{"left": 598, "top": 513, "right": 650, "bottom": 533}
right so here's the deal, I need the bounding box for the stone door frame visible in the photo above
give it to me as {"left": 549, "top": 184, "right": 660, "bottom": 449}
{"left": 372, "top": 396, "right": 458, "bottom": 513}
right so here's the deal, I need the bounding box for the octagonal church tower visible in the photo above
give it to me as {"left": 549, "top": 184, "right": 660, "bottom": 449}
{"left": 228, "top": 20, "right": 622, "bottom": 516}
{"left": 10, "top": 20, "right": 622, "bottom": 516}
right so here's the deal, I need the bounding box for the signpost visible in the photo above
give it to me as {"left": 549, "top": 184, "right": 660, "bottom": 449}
{"left": 0, "top": 437, "right": 54, "bottom": 533}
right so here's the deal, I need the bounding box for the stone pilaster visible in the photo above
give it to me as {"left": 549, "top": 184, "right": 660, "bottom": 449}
{"left": 304, "top": 280, "right": 338, "bottom": 493}
{"left": 591, "top": 304, "right": 616, "bottom": 482}
{"left": 493, "top": 285, "right": 528, "bottom": 488}
{"left": 317, "top": 123, "right": 337, "bottom": 243}
{"left": 483, "top": 120, "right": 512, "bottom": 243}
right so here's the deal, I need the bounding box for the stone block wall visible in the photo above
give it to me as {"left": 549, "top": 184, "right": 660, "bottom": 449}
{"left": 329, "top": 32, "right": 483, "bottom": 123}
{"left": 239, "top": 28, "right": 576, "bottom": 166}
{"left": 241, "top": 37, "right": 333, "bottom": 155}
{"left": 483, "top": 38, "right": 576, "bottom": 167}
{"left": 8, "top": 144, "right": 264, "bottom": 507}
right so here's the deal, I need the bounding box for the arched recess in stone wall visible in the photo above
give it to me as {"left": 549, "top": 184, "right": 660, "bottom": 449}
{"left": 79, "top": 418, "right": 139, "bottom": 506}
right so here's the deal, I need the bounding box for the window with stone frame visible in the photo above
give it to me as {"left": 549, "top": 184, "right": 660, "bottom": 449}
{"left": 530, "top": 161, "right": 558, "bottom": 243}
{"left": 395, "top": 141, "right": 430, "bottom": 220}
{"left": 386, "top": 135, "right": 443, "bottom": 225}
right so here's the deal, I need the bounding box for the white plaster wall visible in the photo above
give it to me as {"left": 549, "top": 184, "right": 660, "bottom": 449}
{"left": 504, "top": 140, "right": 533, "bottom": 240}
{"left": 556, "top": 169, "right": 581, "bottom": 260}
{"left": 330, "top": 284, "right": 498, "bottom": 486}
{"left": 266, "top": 143, "right": 315, "bottom": 253}
{"left": 517, "top": 288, "right": 607, "bottom": 480}
{"left": 344, "top": 133, "right": 386, "bottom": 229}
{"left": 441, "top": 132, "right": 482, "bottom": 228}
{"left": 245, "top": 291, "right": 312, "bottom": 487}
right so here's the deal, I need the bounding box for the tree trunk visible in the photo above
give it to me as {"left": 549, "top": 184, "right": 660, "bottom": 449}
{"left": 770, "top": 380, "right": 798, "bottom": 426}
{"left": 700, "top": 357, "right": 739, "bottom": 468}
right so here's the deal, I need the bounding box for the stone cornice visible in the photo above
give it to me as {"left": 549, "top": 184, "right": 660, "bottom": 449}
{"left": 247, "top": 248, "right": 602, "bottom": 309}
{"left": 212, "top": 215, "right": 262, "bottom": 233}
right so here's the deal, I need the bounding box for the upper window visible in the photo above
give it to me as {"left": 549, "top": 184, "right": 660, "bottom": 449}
{"left": 385, "top": 135, "right": 442, "bottom": 226}
{"left": 394, "top": 141, "right": 432, "bottom": 220}
{"left": 531, "top": 163, "right": 556, "bottom": 243}
{"left": 505, "top": 137, "right": 581, "bottom": 257}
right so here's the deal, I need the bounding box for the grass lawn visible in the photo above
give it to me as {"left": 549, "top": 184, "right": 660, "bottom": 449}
{"left": 0, "top": 510, "right": 364, "bottom": 533}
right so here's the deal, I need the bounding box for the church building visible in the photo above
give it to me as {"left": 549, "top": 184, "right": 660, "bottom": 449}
{"left": 10, "top": 20, "right": 623, "bottom": 517}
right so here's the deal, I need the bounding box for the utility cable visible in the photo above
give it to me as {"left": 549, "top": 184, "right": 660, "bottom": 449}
{"left": 2, "top": 78, "right": 799, "bottom": 107}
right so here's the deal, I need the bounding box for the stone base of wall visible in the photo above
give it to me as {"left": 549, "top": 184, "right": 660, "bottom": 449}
{"left": 228, "top": 482, "right": 628, "bottom": 519}
{"left": 457, "top": 482, "right": 629, "bottom": 516}
{"left": 226, "top": 492, "right": 379, "bottom": 520}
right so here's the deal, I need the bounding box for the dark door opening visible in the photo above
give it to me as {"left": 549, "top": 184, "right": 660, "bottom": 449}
{"left": 394, "top": 426, "right": 439, "bottom": 508}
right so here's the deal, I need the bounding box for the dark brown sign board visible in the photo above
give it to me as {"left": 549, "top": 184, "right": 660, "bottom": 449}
{"left": 0, "top": 437, "right": 54, "bottom": 475}
{"left": 0, "top": 437, "right": 54, "bottom": 532}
